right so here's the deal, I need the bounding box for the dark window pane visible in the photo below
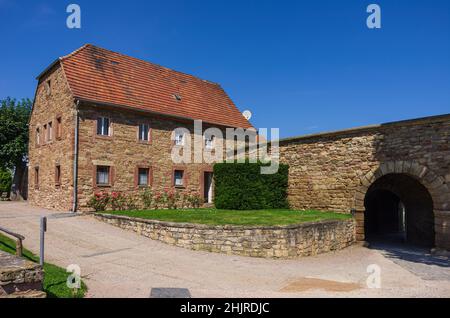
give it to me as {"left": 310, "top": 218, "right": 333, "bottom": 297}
{"left": 96, "top": 166, "right": 110, "bottom": 185}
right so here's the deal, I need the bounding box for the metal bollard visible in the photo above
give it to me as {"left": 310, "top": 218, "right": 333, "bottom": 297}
{"left": 40, "top": 216, "right": 47, "bottom": 266}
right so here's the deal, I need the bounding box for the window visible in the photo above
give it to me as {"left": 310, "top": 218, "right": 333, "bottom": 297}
{"left": 97, "top": 117, "right": 110, "bottom": 136}
{"left": 47, "top": 121, "right": 53, "bottom": 142}
{"left": 55, "top": 165, "right": 61, "bottom": 186}
{"left": 45, "top": 80, "right": 51, "bottom": 95}
{"left": 174, "top": 170, "right": 184, "bottom": 187}
{"left": 34, "top": 167, "right": 39, "bottom": 189}
{"left": 175, "top": 132, "right": 184, "bottom": 146}
{"left": 138, "top": 124, "right": 150, "bottom": 142}
{"left": 36, "top": 127, "right": 40, "bottom": 146}
{"left": 96, "top": 166, "right": 110, "bottom": 186}
{"left": 205, "top": 135, "right": 215, "bottom": 150}
{"left": 43, "top": 124, "right": 47, "bottom": 142}
{"left": 137, "top": 168, "right": 150, "bottom": 186}
{"left": 56, "top": 116, "right": 62, "bottom": 139}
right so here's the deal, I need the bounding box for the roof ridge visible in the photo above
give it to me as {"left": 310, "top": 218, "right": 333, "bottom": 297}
{"left": 75, "top": 44, "right": 221, "bottom": 87}
{"left": 60, "top": 43, "right": 92, "bottom": 61}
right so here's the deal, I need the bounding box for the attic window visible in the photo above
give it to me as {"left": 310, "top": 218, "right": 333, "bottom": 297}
{"left": 45, "top": 80, "right": 51, "bottom": 95}
{"left": 110, "top": 60, "right": 119, "bottom": 65}
{"left": 173, "top": 94, "right": 182, "bottom": 101}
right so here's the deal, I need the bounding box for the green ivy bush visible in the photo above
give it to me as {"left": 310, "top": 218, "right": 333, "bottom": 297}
{"left": 0, "top": 168, "right": 12, "bottom": 195}
{"left": 213, "top": 162, "right": 289, "bottom": 210}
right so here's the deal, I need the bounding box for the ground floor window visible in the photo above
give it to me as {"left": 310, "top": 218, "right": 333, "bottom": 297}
{"left": 96, "top": 166, "right": 110, "bottom": 186}
{"left": 174, "top": 169, "right": 184, "bottom": 187}
{"left": 137, "top": 167, "right": 150, "bottom": 186}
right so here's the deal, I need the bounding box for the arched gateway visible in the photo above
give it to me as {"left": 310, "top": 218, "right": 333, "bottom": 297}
{"left": 354, "top": 160, "right": 449, "bottom": 249}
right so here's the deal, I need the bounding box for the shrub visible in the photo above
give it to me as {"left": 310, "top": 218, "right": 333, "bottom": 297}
{"left": 214, "top": 162, "right": 289, "bottom": 210}
{"left": 87, "top": 192, "right": 110, "bottom": 211}
{"left": 187, "top": 192, "right": 203, "bottom": 209}
{"left": 110, "top": 192, "right": 127, "bottom": 211}
{"left": 125, "top": 193, "right": 139, "bottom": 210}
{"left": 0, "top": 168, "right": 12, "bottom": 195}
{"left": 140, "top": 188, "right": 154, "bottom": 209}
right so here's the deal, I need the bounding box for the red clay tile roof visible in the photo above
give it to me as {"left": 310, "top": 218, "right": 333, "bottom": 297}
{"left": 55, "top": 44, "right": 253, "bottom": 129}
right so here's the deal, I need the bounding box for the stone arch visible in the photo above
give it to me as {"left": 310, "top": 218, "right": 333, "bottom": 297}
{"left": 353, "top": 160, "right": 449, "bottom": 250}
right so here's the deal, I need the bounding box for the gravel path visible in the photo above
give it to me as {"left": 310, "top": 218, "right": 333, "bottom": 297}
{"left": 1, "top": 202, "right": 448, "bottom": 298}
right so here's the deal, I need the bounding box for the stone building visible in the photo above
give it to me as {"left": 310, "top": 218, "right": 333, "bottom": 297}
{"left": 28, "top": 44, "right": 449, "bottom": 252}
{"left": 28, "top": 44, "right": 253, "bottom": 212}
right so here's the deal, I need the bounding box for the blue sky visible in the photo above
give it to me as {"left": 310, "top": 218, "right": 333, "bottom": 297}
{"left": 0, "top": 0, "right": 449, "bottom": 138}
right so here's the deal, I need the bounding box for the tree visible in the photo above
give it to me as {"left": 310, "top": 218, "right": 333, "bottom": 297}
{"left": 0, "top": 97, "right": 32, "bottom": 199}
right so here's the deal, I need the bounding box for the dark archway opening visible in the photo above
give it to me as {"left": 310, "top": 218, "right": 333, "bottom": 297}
{"left": 364, "top": 173, "right": 435, "bottom": 248}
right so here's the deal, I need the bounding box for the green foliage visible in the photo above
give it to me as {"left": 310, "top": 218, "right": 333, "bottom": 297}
{"left": 213, "top": 162, "right": 289, "bottom": 210}
{"left": 0, "top": 233, "right": 87, "bottom": 298}
{"left": 100, "top": 209, "right": 351, "bottom": 226}
{"left": 140, "top": 188, "right": 154, "bottom": 209}
{"left": 0, "top": 168, "right": 12, "bottom": 193}
{"left": 0, "top": 97, "right": 32, "bottom": 169}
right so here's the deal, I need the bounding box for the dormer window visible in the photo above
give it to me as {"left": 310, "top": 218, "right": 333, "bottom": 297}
{"left": 173, "top": 94, "right": 182, "bottom": 101}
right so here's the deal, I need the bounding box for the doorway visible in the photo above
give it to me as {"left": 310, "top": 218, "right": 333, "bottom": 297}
{"left": 203, "top": 172, "right": 213, "bottom": 204}
{"left": 364, "top": 173, "right": 435, "bottom": 247}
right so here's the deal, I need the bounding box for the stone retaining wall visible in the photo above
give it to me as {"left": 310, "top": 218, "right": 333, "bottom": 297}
{"left": 93, "top": 213, "right": 356, "bottom": 258}
{"left": 0, "top": 250, "right": 46, "bottom": 298}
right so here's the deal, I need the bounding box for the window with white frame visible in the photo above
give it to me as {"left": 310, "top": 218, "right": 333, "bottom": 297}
{"left": 138, "top": 168, "right": 149, "bottom": 186}
{"left": 96, "top": 166, "right": 110, "bottom": 185}
{"left": 175, "top": 131, "right": 184, "bottom": 146}
{"left": 97, "top": 117, "right": 110, "bottom": 136}
{"left": 138, "top": 124, "right": 150, "bottom": 142}
{"left": 174, "top": 170, "right": 184, "bottom": 187}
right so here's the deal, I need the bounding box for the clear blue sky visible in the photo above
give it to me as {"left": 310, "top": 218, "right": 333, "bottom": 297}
{"left": 1, "top": 0, "right": 449, "bottom": 138}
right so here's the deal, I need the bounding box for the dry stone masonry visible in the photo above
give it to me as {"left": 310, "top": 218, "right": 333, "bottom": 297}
{"left": 93, "top": 213, "right": 356, "bottom": 258}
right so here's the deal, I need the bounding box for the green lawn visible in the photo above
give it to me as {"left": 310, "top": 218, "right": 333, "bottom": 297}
{"left": 0, "top": 233, "right": 87, "bottom": 298}
{"left": 99, "top": 209, "right": 352, "bottom": 226}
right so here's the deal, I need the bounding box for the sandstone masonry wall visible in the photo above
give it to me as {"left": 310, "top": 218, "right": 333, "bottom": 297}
{"left": 76, "top": 104, "right": 229, "bottom": 211}
{"left": 279, "top": 115, "right": 450, "bottom": 249}
{"left": 28, "top": 65, "right": 76, "bottom": 211}
{"left": 93, "top": 213, "right": 356, "bottom": 258}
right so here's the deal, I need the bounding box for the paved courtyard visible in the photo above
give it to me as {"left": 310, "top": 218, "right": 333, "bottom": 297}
{"left": 0, "top": 202, "right": 448, "bottom": 298}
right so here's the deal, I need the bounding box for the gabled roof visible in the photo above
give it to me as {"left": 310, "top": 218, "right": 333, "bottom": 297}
{"left": 43, "top": 44, "right": 253, "bottom": 129}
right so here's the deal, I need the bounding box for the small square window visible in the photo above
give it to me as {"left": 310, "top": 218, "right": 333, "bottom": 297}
{"left": 96, "top": 166, "right": 110, "bottom": 186}
{"left": 174, "top": 170, "right": 184, "bottom": 187}
{"left": 138, "top": 168, "right": 149, "bottom": 186}
{"left": 138, "top": 124, "right": 150, "bottom": 142}
{"left": 97, "top": 117, "right": 110, "bottom": 136}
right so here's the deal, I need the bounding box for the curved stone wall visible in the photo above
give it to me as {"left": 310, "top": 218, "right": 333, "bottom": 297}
{"left": 92, "top": 213, "right": 356, "bottom": 258}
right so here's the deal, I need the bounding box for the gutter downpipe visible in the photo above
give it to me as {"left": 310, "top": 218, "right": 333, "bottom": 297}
{"left": 72, "top": 100, "right": 80, "bottom": 213}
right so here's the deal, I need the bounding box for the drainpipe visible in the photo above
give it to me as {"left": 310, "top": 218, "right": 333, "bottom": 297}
{"left": 72, "top": 100, "right": 80, "bottom": 213}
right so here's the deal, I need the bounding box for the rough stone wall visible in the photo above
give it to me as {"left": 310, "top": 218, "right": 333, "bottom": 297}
{"left": 93, "top": 213, "right": 356, "bottom": 258}
{"left": 76, "top": 104, "right": 229, "bottom": 211}
{"left": 279, "top": 115, "right": 450, "bottom": 249}
{"left": 0, "top": 251, "right": 46, "bottom": 298}
{"left": 27, "top": 65, "right": 76, "bottom": 211}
